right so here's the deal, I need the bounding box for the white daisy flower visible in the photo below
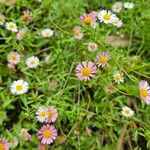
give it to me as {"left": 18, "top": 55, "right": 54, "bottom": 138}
{"left": 123, "top": 2, "right": 134, "bottom": 9}
{"left": 112, "top": 2, "right": 123, "bottom": 13}
{"left": 26, "top": 56, "right": 39, "bottom": 68}
{"left": 41, "top": 28, "right": 54, "bottom": 38}
{"left": 121, "top": 106, "right": 134, "bottom": 117}
{"left": 10, "top": 80, "right": 29, "bottom": 95}
{"left": 7, "top": 51, "right": 21, "bottom": 65}
{"left": 5, "top": 22, "right": 18, "bottom": 32}
{"left": 113, "top": 71, "right": 124, "bottom": 84}
{"left": 36, "top": 106, "right": 48, "bottom": 123}
{"left": 97, "top": 10, "right": 116, "bottom": 24}
{"left": 113, "top": 17, "right": 123, "bottom": 28}
{"left": 0, "top": 14, "right": 5, "bottom": 25}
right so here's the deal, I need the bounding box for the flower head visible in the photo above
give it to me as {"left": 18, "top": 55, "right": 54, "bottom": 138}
{"left": 121, "top": 106, "right": 134, "bottom": 117}
{"left": 75, "top": 61, "right": 97, "bottom": 81}
{"left": 26, "top": 56, "right": 39, "bottom": 68}
{"left": 105, "top": 84, "right": 115, "bottom": 93}
{"left": 73, "top": 26, "right": 83, "bottom": 40}
{"left": 38, "top": 144, "right": 47, "bottom": 150}
{"left": 22, "top": 10, "right": 32, "bottom": 23}
{"left": 97, "top": 10, "right": 116, "bottom": 24}
{"left": 87, "top": 42, "right": 98, "bottom": 52}
{"left": 113, "top": 72, "right": 124, "bottom": 84}
{"left": 46, "top": 106, "right": 58, "bottom": 123}
{"left": 112, "top": 2, "right": 123, "bottom": 13}
{"left": 0, "top": 14, "right": 5, "bottom": 25}
{"left": 9, "top": 137, "right": 18, "bottom": 149}
{"left": 0, "top": 138, "right": 9, "bottom": 150}
{"left": 95, "top": 52, "right": 110, "bottom": 68}
{"left": 20, "top": 128, "right": 31, "bottom": 141}
{"left": 113, "top": 17, "right": 123, "bottom": 28}
{"left": 41, "top": 28, "right": 54, "bottom": 38}
{"left": 17, "top": 29, "right": 26, "bottom": 40}
{"left": 123, "top": 2, "right": 134, "bottom": 9}
{"left": 5, "top": 22, "right": 18, "bottom": 32}
{"left": 139, "top": 80, "right": 150, "bottom": 104}
{"left": 80, "top": 12, "right": 97, "bottom": 25}
{"left": 7, "top": 51, "right": 21, "bottom": 65}
{"left": 38, "top": 124, "right": 57, "bottom": 144}
{"left": 36, "top": 106, "right": 48, "bottom": 123}
{"left": 10, "top": 80, "right": 29, "bottom": 95}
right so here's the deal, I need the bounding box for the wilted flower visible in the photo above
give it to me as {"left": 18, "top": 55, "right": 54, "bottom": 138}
{"left": 26, "top": 56, "right": 40, "bottom": 68}
{"left": 95, "top": 52, "right": 110, "bottom": 68}
{"left": 10, "top": 80, "right": 29, "bottom": 95}
{"left": 87, "top": 42, "right": 98, "bottom": 52}
{"left": 38, "top": 124, "right": 57, "bottom": 144}
{"left": 0, "top": 14, "right": 5, "bottom": 25}
{"left": 5, "top": 22, "right": 18, "bottom": 32}
{"left": 123, "top": 2, "right": 134, "bottom": 9}
{"left": 139, "top": 80, "right": 150, "bottom": 104}
{"left": 7, "top": 51, "right": 21, "bottom": 65}
{"left": 17, "top": 29, "right": 26, "bottom": 40}
{"left": 20, "top": 128, "right": 31, "bottom": 141}
{"left": 7, "top": 63, "right": 15, "bottom": 70}
{"left": 22, "top": 10, "right": 32, "bottom": 23}
{"left": 80, "top": 12, "right": 97, "bottom": 25}
{"left": 9, "top": 137, "right": 18, "bottom": 149}
{"left": 105, "top": 84, "right": 115, "bottom": 93}
{"left": 97, "top": 10, "right": 116, "bottom": 24}
{"left": 56, "top": 135, "right": 66, "bottom": 144}
{"left": 73, "top": 26, "right": 83, "bottom": 40}
{"left": 113, "top": 17, "right": 123, "bottom": 28}
{"left": 113, "top": 71, "right": 124, "bottom": 84}
{"left": 121, "top": 106, "right": 134, "bottom": 117}
{"left": 112, "top": 2, "right": 123, "bottom": 13}
{"left": 38, "top": 144, "right": 47, "bottom": 150}
{"left": 75, "top": 61, "right": 97, "bottom": 81}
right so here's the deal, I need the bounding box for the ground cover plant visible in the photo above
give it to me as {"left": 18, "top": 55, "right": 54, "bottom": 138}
{"left": 0, "top": 0, "right": 150, "bottom": 149}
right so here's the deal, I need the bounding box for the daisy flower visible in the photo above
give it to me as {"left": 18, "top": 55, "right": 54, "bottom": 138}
{"left": 38, "top": 144, "right": 47, "bottom": 150}
{"left": 7, "top": 51, "right": 21, "bottom": 65}
{"left": 17, "top": 29, "right": 26, "bottom": 40}
{"left": 112, "top": 2, "right": 123, "bottom": 13}
{"left": 95, "top": 52, "right": 110, "bottom": 68}
{"left": 41, "top": 28, "right": 54, "bottom": 38}
{"left": 0, "top": 14, "right": 5, "bottom": 25}
{"left": 97, "top": 10, "right": 116, "bottom": 24}
{"left": 26, "top": 56, "right": 39, "bottom": 68}
{"left": 75, "top": 61, "right": 97, "bottom": 81}
{"left": 113, "top": 71, "right": 124, "bottom": 84}
{"left": 123, "top": 2, "right": 134, "bottom": 9}
{"left": 38, "top": 124, "right": 57, "bottom": 144}
{"left": 36, "top": 106, "right": 48, "bottom": 123}
{"left": 10, "top": 80, "right": 29, "bottom": 95}
{"left": 87, "top": 42, "right": 98, "bottom": 52}
{"left": 22, "top": 10, "right": 32, "bottom": 23}
{"left": 73, "top": 26, "right": 83, "bottom": 40}
{"left": 0, "top": 138, "right": 9, "bottom": 150}
{"left": 105, "top": 84, "right": 115, "bottom": 93}
{"left": 121, "top": 106, "right": 134, "bottom": 117}
{"left": 113, "top": 17, "right": 123, "bottom": 28}
{"left": 80, "top": 12, "right": 97, "bottom": 25}
{"left": 46, "top": 106, "right": 58, "bottom": 123}
{"left": 5, "top": 22, "right": 18, "bottom": 32}
{"left": 139, "top": 80, "right": 150, "bottom": 104}
{"left": 20, "top": 128, "right": 31, "bottom": 141}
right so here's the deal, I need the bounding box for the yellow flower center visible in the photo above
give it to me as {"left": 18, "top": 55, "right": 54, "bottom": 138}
{"left": 16, "top": 85, "right": 23, "bottom": 91}
{"left": 99, "top": 56, "right": 107, "bottom": 64}
{"left": 140, "top": 88, "right": 148, "bottom": 98}
{"left": 115, "top": 75, "right": 121, "bottom": 81}
{"left": 74, "top": 29, "right": 80, "bottom": 35}
{"left": 82, "top": 67, "right": 91, "bottom": 76}
{"left": 11, "top": 55, "right": 17, "bottom": 60}
{"left": 84, "top": 16, "right": 92, "bottom": 24}
{"left": 43, "top": 130, "right": 51, "bottom": 138}
{"left": 48, "top": 111, "right": 54, "bottom": 118}
{"left": 0, "top": 143, "right": 5, "bottom": 150}
{"left": 31, "top": 60, "right": 35, "bottom": 65}
{"left": 9, "top": 24, "right": 15, "bottom": 29}
{"left": 103, "top": 14, "right": 111, "bottom": 20}
{"left": 125, "top": 109, "right": 130, "bottom": 114}
{"left": 41, "top": 111, "right": 46, "bottom": 117}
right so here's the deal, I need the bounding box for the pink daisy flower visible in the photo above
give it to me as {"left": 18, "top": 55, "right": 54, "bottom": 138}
{"left": 73, "top": 26, "right": 83, "bottom": 40}
{"left": 139, "top": 80, "right": 150, "bottom": 104}
{"left": 7, "top": 51, "right": 21, "bottom": 65}
{"left": 38, "top": 124, "right": 57, "bottom": 145}
{"left": 95, "top": 52, "right": 110, "bottom": 68}
{"left": 46, "top": 106, "right": 58, "bottom": 123}
{"left": 0, "top": 138, "right": 9, "bottom": 150}
{"left": 75, "top": 61, "right": 97, "bottom": 81}
{"left": 80, "top": 12, "right": 97, "bottom": 25}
